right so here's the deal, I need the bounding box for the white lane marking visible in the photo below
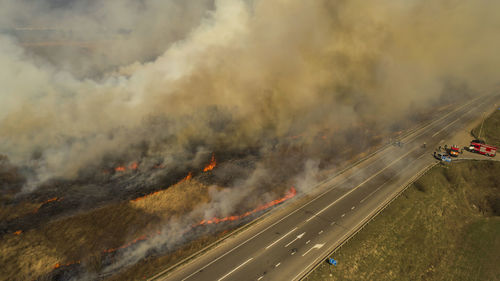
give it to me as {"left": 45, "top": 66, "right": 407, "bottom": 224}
{"left": 406, "top": 97, "right": 481, "bottom": 142}
{"left": 265, "top": 227, "right": 297, "bottom": 250}
{"left": 257, "top": 276, "right": 263, "bottom": 281}
{"left": 305, "top": 146, "right": 418, "bottom": 222}
{"left": 178, "top": 100, "right": 483, "bottom": 281}
{"left": 330, "top": 221, "right": 336, "bottom": 225}
{"left": 285, "top": 232, "right": 305, "bottom": 247}
{"left": 217, "top": 258, "right": 253, "bottom": 281}
{"left": 432, "top": 101, "right": 484, "bottom": 138}
{"left": 275, "top": 263, "right": 281, "bottom": 268}
{"left": 302, "top": 243, "right": 325, "bottom": 257}
{"left": 432, "top": 117, "right": 462, "bottom": 137}
{"left": 360, "top": 185, "right": 384, "bottom": 204}
{"left": 360, "top": 154, "right": 422, "bottom": 204}
{"left": 318, "top": 230, "right": 323, "bottom": 235}
{"left": 306, "top": 240, "right": 310, "bottom": 244}
{"left": 351, "top": 206, "right": 355, "bottom": 210}
{"left": 290, "top": 99, "right": 490, "bottom": 281}
{"left": 341, "top": 214, "right": 345, "bottom": 218}
{"left": 182, "top": 136, "right": 389, "bottom": 280}
{"left": 290, "top": 158, "right": 443, "bottom": 281}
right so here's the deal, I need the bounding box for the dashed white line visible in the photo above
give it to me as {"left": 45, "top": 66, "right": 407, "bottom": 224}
{"left": 217, "top": 258, "right": 253, "bottom": 281}
{"left": 265, "top": 227, "right": 297, "bottom": 250}
{"left": 432, "top": 101, "right": 483, "bottom": 138}
{"left": 318, "top": 230, "right": 323, "bottom": 235}
{"left": 351, "top": 206, "right": 355, "bottom": 210}
{"left": 306, "top": 240, "right": 310, "bottom": 244}
{"left": 330, "top": 221, "right": 336, "bottom": 225}
{"left": 359, "top": 155, "right": 422, "bottom": 204}
{"left": 305, "top": 146, "right": 418, "bottom": 222}
{"left": 341, "top": 214, "right": 345, "bottom": 218}
{"left": 257, "top": 276, "right": 263, "bottom": 281}
{"left": 275, "top": 262, "right": 281, "bottom": 268}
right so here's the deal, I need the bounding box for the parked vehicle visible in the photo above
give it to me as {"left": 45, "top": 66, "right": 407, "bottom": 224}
{"left": 468, "top": 141, "right": 497, "bottom": 157}
{"left": 449, "top": 145, "right": 460, "bottom": 157}
{"left": 434, "top": 151, "right": 452, "bottom": 162}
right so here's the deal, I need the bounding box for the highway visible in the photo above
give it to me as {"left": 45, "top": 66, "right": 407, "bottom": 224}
{"left": 150, "top": 95, "right": 498, "bottom": 281}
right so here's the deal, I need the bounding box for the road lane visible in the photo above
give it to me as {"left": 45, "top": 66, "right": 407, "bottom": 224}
{"left": 153, "top": 95, "right": 498, "bottom": 281}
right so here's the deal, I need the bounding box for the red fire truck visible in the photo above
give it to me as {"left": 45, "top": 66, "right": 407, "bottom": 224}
{"left": 469, "top": 141, "right": 497, "bottom": 157}
{"left": 449, "top": 145, "right": 460, "bottom": 157}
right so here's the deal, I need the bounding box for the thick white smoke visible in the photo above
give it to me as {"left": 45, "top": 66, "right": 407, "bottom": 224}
{"left": 1, "top": 0, "right": 500, "bottom": 186}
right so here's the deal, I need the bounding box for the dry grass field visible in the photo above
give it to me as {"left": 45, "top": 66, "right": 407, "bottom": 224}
{"left": 0, "top": 179, "right": 210, "bottom": 280}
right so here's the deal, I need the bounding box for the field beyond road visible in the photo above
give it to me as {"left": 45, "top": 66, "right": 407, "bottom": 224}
{"left": 472, "top": 108, "right": 500, "bottom": 147}
{"left": 306, "top": 160, "right": 500, "bottom": 281}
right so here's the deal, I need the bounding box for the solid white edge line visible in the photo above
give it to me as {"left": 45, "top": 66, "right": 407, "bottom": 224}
{"left": 432, "top": 100, "right": 486, "bottom": 137}
{"left": 359, "top": 154, "right": 423, "bottom": 204}
{"left": 292, "top": 157, "right": 441, "bottom": 281}
{"left": 175, "top": 99, "right": 484, "bottom": 281}
{"left": 265, "top": 227, "right": 297, "bottom": 250}
{"left": 305, "top": 146, "right": 418, "bottom": 222}
{"left": 217, "top": 258, "right": 253, "bottom": 281}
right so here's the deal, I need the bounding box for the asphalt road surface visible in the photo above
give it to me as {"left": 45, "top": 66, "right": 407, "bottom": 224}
{"left": 151, "top": 95, "right": 498, "bottom": 281}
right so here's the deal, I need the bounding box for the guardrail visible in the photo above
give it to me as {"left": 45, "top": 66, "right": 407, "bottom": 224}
{"left": 300, "top": 161, "right": 438, "bottom": 280}
{"left": 148, "top": 101, "right": 473, "bottom": 280}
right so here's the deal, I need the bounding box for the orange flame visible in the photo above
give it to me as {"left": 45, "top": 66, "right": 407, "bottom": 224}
{"left": 14, "top": 230, "right": 22, "bottom": 235}
{"left": 103, "top": 234, "right": 148, "bottom": 253}
{"left": 33, "top": 197, "right": 62, "bottom": 213}
{"left": 53, "top": 260, "right": 80, "bottom": 269}
{"left": 180, "top": 172, "right": 193, "bottom": 183}
{"left": 290, "top": 133, "right": 305, "bottom": 139}
{"left": 50, "top": 187, "right": 297, "bottom": 269}
{"left": 203, "top": 154, "right": 216, "bottom": 172}
{"left": 114, "top": 162, "right": 139, "bottom": 172}
{"left": 131, "top": 191, "right": 161, "bottom": 202}
{"left": 115, "top": 166, "right": 126, "bottom": 172}
{"left": 197, "top": 187, "right": 297, "bottom": 226}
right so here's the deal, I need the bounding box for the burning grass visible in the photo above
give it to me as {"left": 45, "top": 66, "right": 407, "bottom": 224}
{"left": 0, "top": 179, "right": 210, "bottom": 281}
{"left": 0, "top": 100, "right": 469, "bottom": 280}
{"left": 203, "top": 153, "right": 217, "bottom": 172}
{"left": 0, "top": 170, "right": 297, "bottom": 280}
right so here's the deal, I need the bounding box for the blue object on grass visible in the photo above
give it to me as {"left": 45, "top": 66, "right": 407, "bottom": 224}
{"left": 328, "top": 258, "right": 337, "bottom": 266}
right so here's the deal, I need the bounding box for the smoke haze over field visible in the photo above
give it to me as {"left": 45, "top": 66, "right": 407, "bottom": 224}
{"left": 1, "top": 0, "right": 500, "bottom": 188}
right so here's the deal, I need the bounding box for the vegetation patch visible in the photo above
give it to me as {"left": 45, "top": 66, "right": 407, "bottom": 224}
{"left": 306, "top": 160, "right": 500, "bottom": 281}
{"left": 0, "top": 179, "right": 210, "bottom": 281}
{"left": 471, "top": 108, "right": 500, "bottom": 147}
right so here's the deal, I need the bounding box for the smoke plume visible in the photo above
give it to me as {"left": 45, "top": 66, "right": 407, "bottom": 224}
{"left": 2, "top": 0, "right": 500, "bottom": 278}
{"left": 1, "top": 0, "right": 499, "bottom": 188}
